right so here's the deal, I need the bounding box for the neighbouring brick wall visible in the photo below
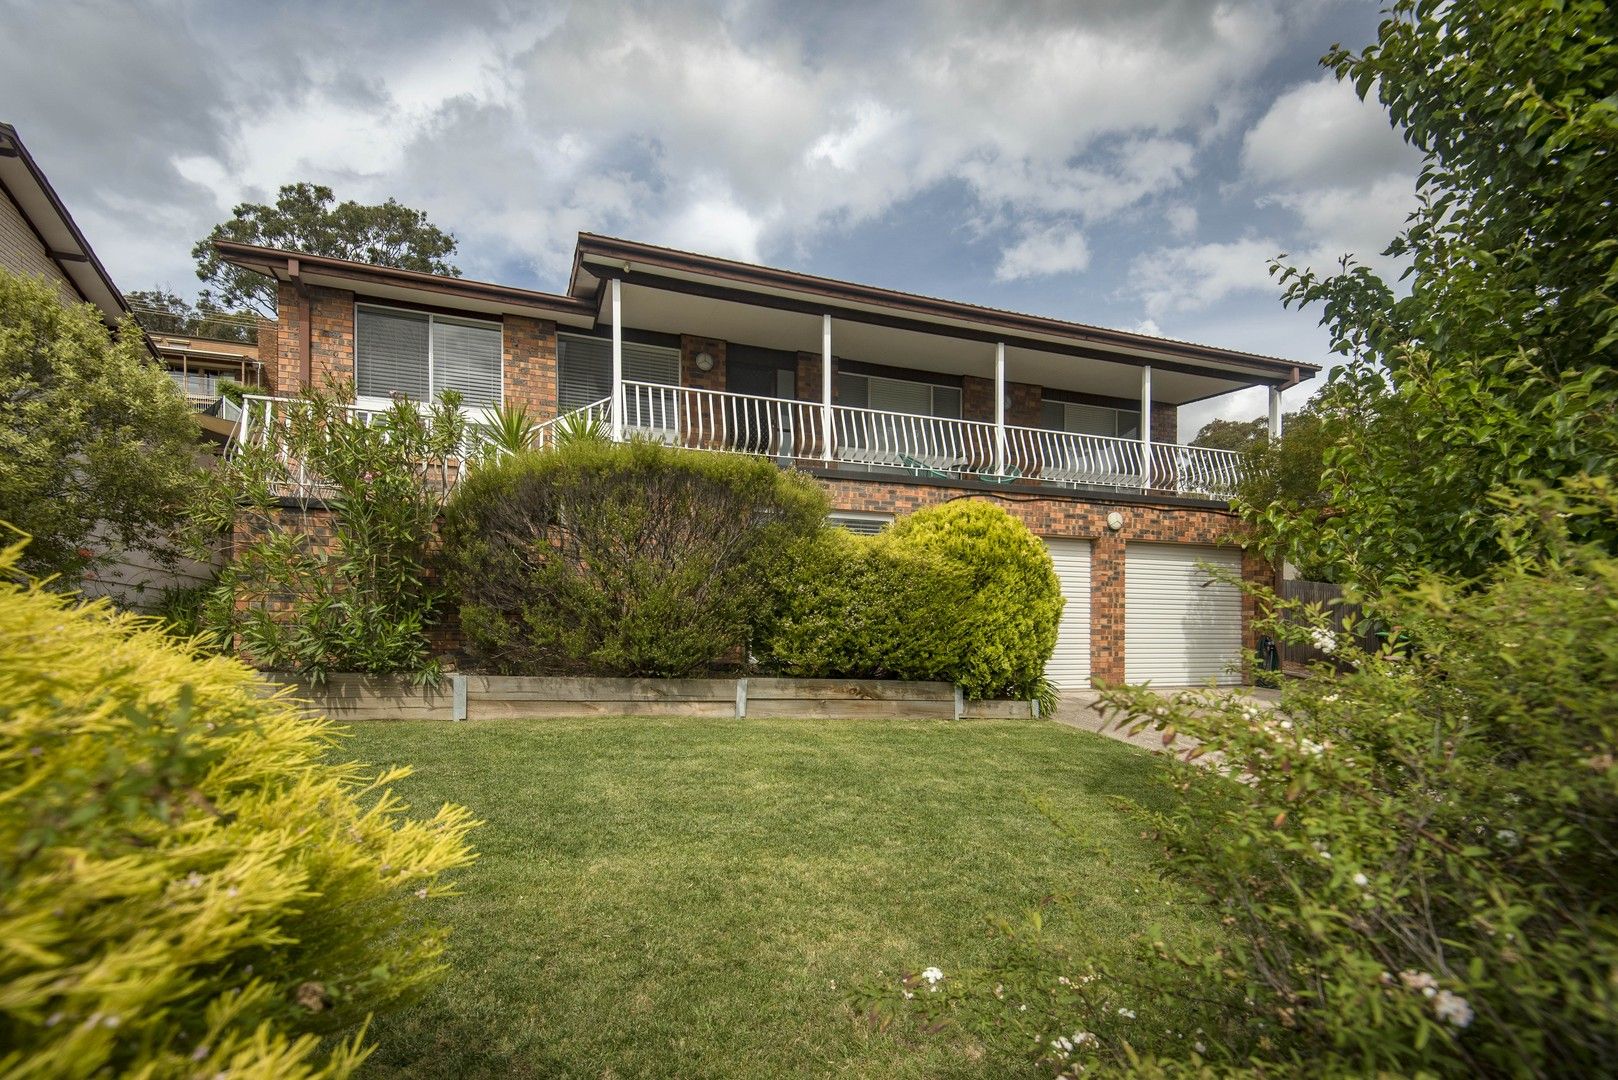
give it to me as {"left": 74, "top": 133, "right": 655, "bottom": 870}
{"left": 0, "top": 185, "right": 80, "bottom": 307}
{"left": 257, "top": 315, "right": 281, "bottom": 393}
{"left": 504, "top": 315, "right": 558, "bottom": 418}
{"left": 681, "top": 335, "right": 727, "bottom": 392}
{"left": 817, "top": 475, "right": 1263, "bottom": 685}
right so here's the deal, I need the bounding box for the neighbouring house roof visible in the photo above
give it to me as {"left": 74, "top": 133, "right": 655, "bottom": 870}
{"left": 213, "top": 241, "right": 598, "bottom": 325}
{"left": 0, "top": 122, "right": 130, "bottom": 324}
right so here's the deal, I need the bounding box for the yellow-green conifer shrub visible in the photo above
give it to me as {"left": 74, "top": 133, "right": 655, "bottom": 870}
{"left": 0, "top": 537, "right": 478, "bottom": 1079}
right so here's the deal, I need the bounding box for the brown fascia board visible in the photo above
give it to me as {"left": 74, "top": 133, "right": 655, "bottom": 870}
{"left": 0, "top": 121, "right": 133, "bottom": 325}
{"left": 572, "top": 232, "right": 1316, "bottom": 384}
{"left": 212, "top": 240, "right": 596, "bottom": 321}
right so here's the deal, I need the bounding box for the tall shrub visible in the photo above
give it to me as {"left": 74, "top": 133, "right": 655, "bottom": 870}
{"left": 760, "top": 500, "right": 1062, "bottom": 701}
{"left": 440, "top": 439, "right": 828, "bottom": 677}
{"left": 0, "top": 536, "right": 478, "bottom": 1078}
{"left": 0, "top": 267, "right": 205, "bottom": 585}
{"left": 198, "top": 385, "right": 465, "bottom": 682}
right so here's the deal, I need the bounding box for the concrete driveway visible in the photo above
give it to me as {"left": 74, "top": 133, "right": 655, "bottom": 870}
{"left": 1050, "top": 685, "right": 1282, "bottom": 753}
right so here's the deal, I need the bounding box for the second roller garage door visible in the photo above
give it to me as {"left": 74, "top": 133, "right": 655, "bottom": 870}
{"left": 1124, "top": 543, "right": 1243, "bottom": 686}
{"left": 1042, "top": 538, "right": 1092, "bottom": 689}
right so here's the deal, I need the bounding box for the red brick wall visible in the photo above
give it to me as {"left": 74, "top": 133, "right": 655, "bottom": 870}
{"left": 257, "top": 315, "right": 281, "bottom": 393}
{"left": 962, "top": 376, "right": 1042, "bottom": 426}
{"left": 681, "top": 335, "right": 728, "bottom": 392}
{"left": 504, "top": 315, "right": 558, "bottom": 418}
{"left": 234, "top": 476, "right": 1265, "bottom": 685}
{"left": 795, "top": 350, "right": 828, "bottom": 402}
{"left": 272, "top": 282, "right": 355, "bottom": 391}
{"left": 1151, "top": 402, "right": 1179, "bottom": 445}
{"left": 817, "top": 475, "right": 1261, "bottom": 685}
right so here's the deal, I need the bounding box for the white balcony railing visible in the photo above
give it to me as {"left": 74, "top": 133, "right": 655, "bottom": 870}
{"left": 231, "top": 387, "right": 1246, "bottom": 501}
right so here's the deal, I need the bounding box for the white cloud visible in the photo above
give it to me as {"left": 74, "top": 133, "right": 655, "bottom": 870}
{"left": 1131, "top": 237, "right": 1284, "bottom": 316}
{"left": 995, "top": 227, "right": 1091, "bottom": 282}
{"left": 1241, "top": 75, "right": 1415, "bottom": 189}
{"left": 1165, "top": 204, "right": 1198, "bottom": 237}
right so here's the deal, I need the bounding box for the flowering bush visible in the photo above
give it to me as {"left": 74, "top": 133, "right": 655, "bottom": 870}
{"left": 195, "top": 384, "right": 465, "bottom": 682}
{"left": 0, "top": 536, "right": 478, "bottom": 1077}
{"left": 868, "top": 481, "right": 1618, "bottom": 1076}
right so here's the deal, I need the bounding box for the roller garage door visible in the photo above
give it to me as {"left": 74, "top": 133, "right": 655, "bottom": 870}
{"left": 1124, "top": 543, "right": 1243, "bottom": 685}
{"left": 1042, "top": 539, "right": 1092, "bottom": 689}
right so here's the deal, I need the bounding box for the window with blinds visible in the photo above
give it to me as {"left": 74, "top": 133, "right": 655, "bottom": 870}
{"left": 1040, "top": 400, "right": 1140, "bottom": 439}
{"left": 355, "top": 304, "right": 502, "bottom": 408}
{"left": 837, "top": 373, "right": 960, "bottom": 417}
{"left": 556, "top": 334, "right": 680, "bottom": 413}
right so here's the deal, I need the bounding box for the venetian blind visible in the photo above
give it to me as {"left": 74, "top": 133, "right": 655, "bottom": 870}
{"left": 355, "top": 306, "right": 430, "bottom": 402}
{"left": 432, "top": 316, "right": 502, "bottom": 408}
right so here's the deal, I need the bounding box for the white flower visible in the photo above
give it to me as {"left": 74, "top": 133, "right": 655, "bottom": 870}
{"left": 1279, "top": 719, "right": 1293, "bottom": 731}
{"left": 902, "top": 989, "right": 914, "bottom": 1000}
{"left": 1352, "top": 872, "right": 1369, "bottom": 887}
{"left": 1117, "top": 1007, "right": 1136, "bottom": 1019}
{"left": 1311, "top": 628, "right": 1338, "bottom": 654}
{"left": 1057, "top": 976, "right": 1072, "bottom": 986}
{"left": 1433, "top": 990, "right": 1474, "bottom": 1028}
{"left": 1193, "top": 1041, "right": 1206, "bottom": 1053}
{"left": 1074, "top": 1031, "right": 1095, "bottom": 1047}
{"left": 1321, "top": 694, "right": 1339, "bottom": 704}
{"left": 1399, "top": 970, "right": 1438, "bottom": 993}
{"left": 1496, "top": 829, "right": 1519, "bottom": 847}
{"left": 920, "top": 966, "right": 944, "bottom": 986}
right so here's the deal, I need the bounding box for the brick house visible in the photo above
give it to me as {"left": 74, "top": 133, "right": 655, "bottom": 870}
{"left": 218, "top": 234, "right": 1316, "bottom": 688}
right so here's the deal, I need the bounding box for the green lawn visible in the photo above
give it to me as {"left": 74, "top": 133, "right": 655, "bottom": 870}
{"left": 338, "top": 716, "right": 1180, "bottom": 1079}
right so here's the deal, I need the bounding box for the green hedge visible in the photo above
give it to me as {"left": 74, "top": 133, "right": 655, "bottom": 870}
{"left": 441, "top": 439, "right": 828, "bottom": 677}
{"left": 759, "top": 500, "right": 1062, "bottom": 700}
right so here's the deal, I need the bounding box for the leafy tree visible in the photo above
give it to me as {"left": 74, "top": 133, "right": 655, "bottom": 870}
{"left": 124, "top": 287, "right": 258, "bottom": 343}
{"left": 193, "top": 183, "right": 461, "bottom": 317}
{"left": 1189, "top": 416, "right": 1266, "bottom": 453}
{"left": 0, "top": 268, "right": 204, "bottom": 585}
{"left": 1254, "top": 0, "right": 1618, "bottom": 591}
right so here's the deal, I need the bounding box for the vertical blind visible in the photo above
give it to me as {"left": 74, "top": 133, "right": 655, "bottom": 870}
{"left": 556, "top": 334, "right": 680, "bottom": 413}
{"left": 838, "top": 373, "right": 961, "bottom": 418}
{"left": 355, "top": 304, "right": 502, "bottom": 407}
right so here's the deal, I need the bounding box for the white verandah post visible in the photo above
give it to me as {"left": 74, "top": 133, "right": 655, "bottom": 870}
{"left": 821, "top": 314, "right": 834, "bottom": 463}
{"left": 1268, "top": 385, "right": 1283, "bottom": 441}
{"left": 611, "top": 281, "right": 624, "bottom": 446}
{"left": 993, "top": 341, "right": 1006, "bottom": 476}
{"left": 1139, "top": 364, "right": 1152, "bottom": 490}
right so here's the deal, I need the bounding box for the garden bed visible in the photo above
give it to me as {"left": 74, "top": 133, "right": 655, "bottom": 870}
{"left": 271, "top": 673, "right": 1038, "bottom": 722}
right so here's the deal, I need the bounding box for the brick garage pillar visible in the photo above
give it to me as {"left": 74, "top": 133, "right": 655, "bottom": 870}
{"left": 1089, "top": 527, "right": 1127, "bottom": 685}
{"left": 795, "top": 350, "right": 827, "bottom": 402}
{"left": 256, "top": 315, "right": 281, "bottom": 394}
{"left": 503, "top": 316, "right": 558, "bottom": 419}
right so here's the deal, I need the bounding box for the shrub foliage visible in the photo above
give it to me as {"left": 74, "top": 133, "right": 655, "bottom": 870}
{"left": 0, "top": 536, "right": 478, "bottom": 1078}
{"left": 197, "top": 384, "right": 465, "bottom": 682}
{"left": 441, "top": 439, "right": 828, "bottom": 677}
{"left": 875, "top": 482, "right": 1618, "bottom": 1076}
{"left": 759, "top": 500, "right": 1062, "bottom": 701}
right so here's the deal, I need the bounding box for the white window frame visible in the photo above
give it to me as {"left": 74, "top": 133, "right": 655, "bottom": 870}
{"left": 827, "top": 511, "right": 894, "bottom": 535}
{"left": 1042, "top": 399, "right": 1140, "bottom": 440}
{"left": 353, "top": 301, "right": 505, "bottom": 413}
{"left": 839, "top": 372, "right": 961, "bottom": 418}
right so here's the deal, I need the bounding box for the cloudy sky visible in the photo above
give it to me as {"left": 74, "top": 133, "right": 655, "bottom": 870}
{"left": 1, "top": 0, "right": 1419, "bottom": 435}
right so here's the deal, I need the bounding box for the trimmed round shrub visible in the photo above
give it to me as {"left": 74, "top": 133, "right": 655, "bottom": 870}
{"left": 441, "top": 439, "right": 829, "bottom": 677}
{"left": 759, "top": 500, "right": 1063, "bottom": 700}
{"left": 0, "top": 537, "right": 478, "bottom": 1079}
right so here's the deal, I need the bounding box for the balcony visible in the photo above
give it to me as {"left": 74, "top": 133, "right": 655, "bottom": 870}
{"left": 232, "top": 386, "right": 1245, "bottom": 502}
